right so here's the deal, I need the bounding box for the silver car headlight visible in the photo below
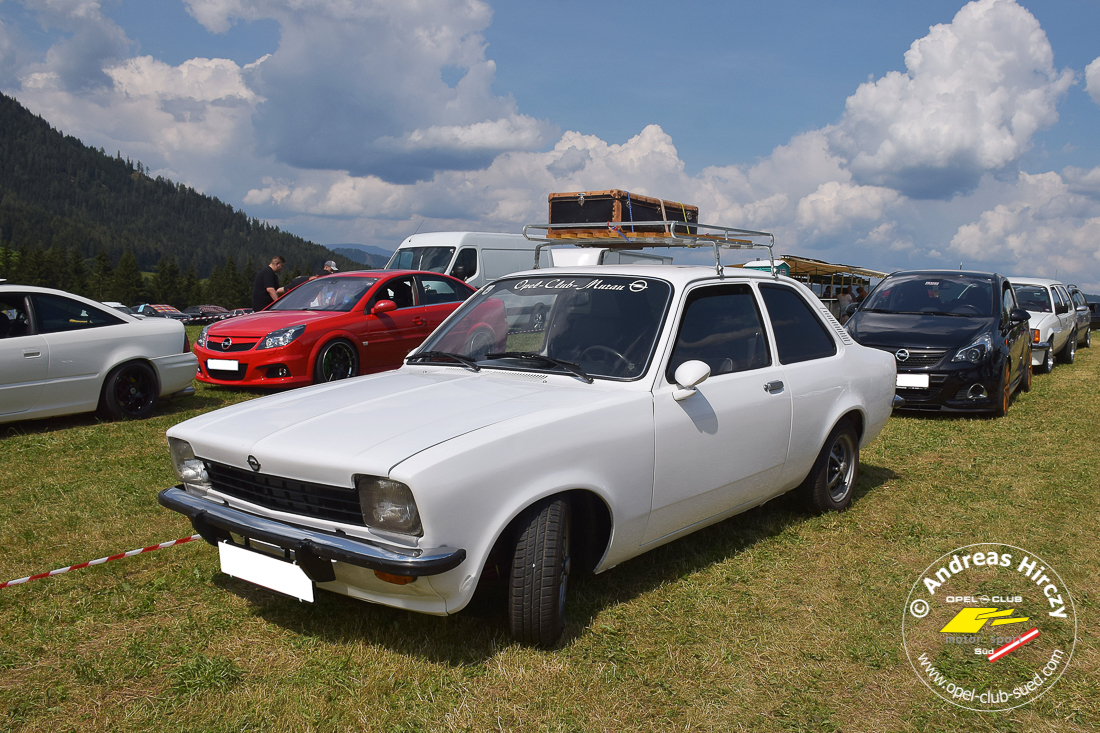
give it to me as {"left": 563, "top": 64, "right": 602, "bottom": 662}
{"left": 257, "top": 325, "right": 305, "bottom": 350}
{"left": 195, "top": 325, "right": 211, "bottom": 349}
{"left": 952, "top": 333, "right": 993, "bottom": 364}
{"left": 356, "top": 475, "right": 423, "bottom": 536}
{"left": 169, "top": 437, "right": 211, "bottom": 494}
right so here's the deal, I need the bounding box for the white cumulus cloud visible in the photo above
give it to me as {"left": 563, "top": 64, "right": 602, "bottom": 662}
{"left": 1086, "top": 56, "right": 1100, "bottom": 106}
{"left": 827, "top": 0, "right": 1073, "bottom": 200}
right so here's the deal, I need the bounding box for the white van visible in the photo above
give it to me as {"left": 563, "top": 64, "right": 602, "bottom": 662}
{"left": 385, "top": 231, "right": 671, "bottom": 288}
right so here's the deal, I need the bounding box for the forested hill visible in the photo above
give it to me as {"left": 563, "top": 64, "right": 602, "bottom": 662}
{"left": 0, "top": 92, "right": 359, "bottom": 307}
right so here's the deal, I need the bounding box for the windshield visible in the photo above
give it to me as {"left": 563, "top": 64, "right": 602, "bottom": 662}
{"left": 1012, "top": 285, "right": 1052, "bottom": 313}
{"left": 386, "top": 246, "right": 455, "bottom": 273}
{"left": 862, "top": 274, "right": 994, "bottom": 317}
{"left": 268, "top": 276, "right": 377, "bottom": 312}
{"left": 416, "top": 275, "right": 673, "bottom": 379}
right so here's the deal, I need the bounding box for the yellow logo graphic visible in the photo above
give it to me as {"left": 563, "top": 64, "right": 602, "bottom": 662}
{"left": 940, "top": 607, "right": 1030, "bottom": 634}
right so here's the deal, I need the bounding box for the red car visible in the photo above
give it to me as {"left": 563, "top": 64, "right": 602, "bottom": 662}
{"left": 193, "top": 271, "right": 475, "bottom": 387}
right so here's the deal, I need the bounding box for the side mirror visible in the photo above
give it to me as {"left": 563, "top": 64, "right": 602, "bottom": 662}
{"left": 844, "top": 303, "right": 858, "bottom": 317}
{"left": 371, "top": 300, "right": 397, "bottom": 315}
{"left": 672, "top": 360, "right": 711, "bottom": 401}
{"left": 1009, "top": 307, "right": 1030, "bottom": 323}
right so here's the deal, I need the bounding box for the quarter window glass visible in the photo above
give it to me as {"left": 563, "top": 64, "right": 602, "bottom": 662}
{"left": 418, "top": 276, "right": 472, "bottom": 306}
{"left": 31, "top": 294, "right": 122, "bottom": 333}
{"left": 667, "top": 284, "right": 770, "bottom": 382}
{"left": 759, "top": 285, "right": 837, "bottom": 364}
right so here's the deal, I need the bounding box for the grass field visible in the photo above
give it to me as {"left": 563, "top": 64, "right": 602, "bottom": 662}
{"left": 1, "top": 343, "right": 1097, "bottom": 732}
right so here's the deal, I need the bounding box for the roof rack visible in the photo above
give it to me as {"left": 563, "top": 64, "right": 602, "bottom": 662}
{"left": 521, "top": 221, "right": 777, "bottom": 278}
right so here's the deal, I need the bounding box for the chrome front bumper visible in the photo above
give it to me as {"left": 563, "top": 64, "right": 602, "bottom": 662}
{"left": 158, "top": 486, "right": 466, "bottom": 582}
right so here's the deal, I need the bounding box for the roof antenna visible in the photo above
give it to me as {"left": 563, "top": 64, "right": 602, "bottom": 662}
{"left": 411, "top": 218, "right": 425, "bottom": 236}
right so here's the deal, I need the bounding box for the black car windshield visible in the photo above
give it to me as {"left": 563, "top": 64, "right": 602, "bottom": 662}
{"left": 416, "top": 275, "right": 673, "bottom": 379}
{"left": 386, "top": 246, "right": 455, "bottom": 273}
{"left": 1012, "top": 285, "right": 1052, "bottom": 313}
{"left": 862, "top": 274, "right": 994, "bottom": 317}
{"left": 268, "top": 277, "right": 377, "bottom": 312}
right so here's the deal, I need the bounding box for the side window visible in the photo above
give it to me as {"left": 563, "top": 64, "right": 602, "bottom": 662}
{"left": 1001, "top": 285, "right": 1016, "bottom": 323}
{"left": 1071, "top": 291, "right": 1086, "bottom": 308}
{"left": 30, "top": 294, "right": 122, "bottom": 334}
{"left": 371, "top": 277, "right": 417, "bottom": 309}
{"left": 666, "top": 284, "right": 770, "bottom": 382}
{"left": 417, "top": 276, "right": 473, "bottom": 306}
{"left": 449, "top": 248, "right": 478, "bottom": 282}
{"left": 759, "top": 284, "right": 837, "bottom": 364}
{"left": 0, "top": 294, "right": 32, "bottom": 338}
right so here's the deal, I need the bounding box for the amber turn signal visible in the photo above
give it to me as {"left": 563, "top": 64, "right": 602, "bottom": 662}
{"left": 374, "top": 570, "right": 415, "bottom": 585}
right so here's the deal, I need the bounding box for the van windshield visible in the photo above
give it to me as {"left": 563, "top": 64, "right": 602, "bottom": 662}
{"left": 386, "top": 246, "right": 455, "bottom": 273}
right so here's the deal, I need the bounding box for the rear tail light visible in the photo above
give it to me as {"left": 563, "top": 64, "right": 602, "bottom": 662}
{"left": 183, "top": 332, "right": 191, "bottom": 353}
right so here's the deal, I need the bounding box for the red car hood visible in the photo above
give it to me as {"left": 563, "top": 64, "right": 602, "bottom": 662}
{"left": 205, "top": 310, "right": 332, "bottom": 338}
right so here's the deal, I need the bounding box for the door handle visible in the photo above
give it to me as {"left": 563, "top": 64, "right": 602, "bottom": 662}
{"left": 413, "top": 318, "right": 427, "bottom": 326}
{"left": 22, "top": 349, "right": 42, "bottom": 358}
{"left": 763, "top": 380, "right": 784, "bottom": 393}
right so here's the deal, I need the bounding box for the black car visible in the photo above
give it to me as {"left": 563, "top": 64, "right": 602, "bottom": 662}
{"left": 845, "top": 270, "right": 1031, "bottom": 416}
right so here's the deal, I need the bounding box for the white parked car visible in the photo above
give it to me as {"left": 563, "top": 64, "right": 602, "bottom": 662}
{"left": 160, "top": 265, "right": 896, "bottom": 646}
{"left": 0, "top": 284, "right": 197, "bottom": 424}
{"left": 1009, "top": 277, "right": 1078, "bottom": 373}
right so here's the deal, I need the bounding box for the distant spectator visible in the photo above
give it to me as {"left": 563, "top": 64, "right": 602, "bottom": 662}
{"left": 317, "top": 260, "right": 339, "bottom": 277}
{"left": 822, "top": 285, "right": 833, "bottom": 300}
{"left": 837, "top": 286, "right": 853, "bottom": 312}
{"left": 252, "top": 256, "right": 285, "bottom": 311}
{"left": 855, "top": 285, "right": 867, "bottom": 303}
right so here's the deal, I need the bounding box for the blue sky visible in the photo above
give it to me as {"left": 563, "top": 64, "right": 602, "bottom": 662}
{"left": 1, "top": 0, "right": 1098, "bottom": 288}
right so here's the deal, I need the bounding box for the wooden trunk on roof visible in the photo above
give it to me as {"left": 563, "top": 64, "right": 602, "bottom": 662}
{"left": 547, "top": 190, "right": 699, "bottom": 241}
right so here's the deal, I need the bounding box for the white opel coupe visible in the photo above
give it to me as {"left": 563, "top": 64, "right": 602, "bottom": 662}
{"left": 1, "top": 284, "right": 197, "bottom": 424}
{"left": 160, "top": 264, "right": 897, "bottom": 646}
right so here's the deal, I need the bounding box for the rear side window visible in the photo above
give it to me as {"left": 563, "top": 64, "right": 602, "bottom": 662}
{"left": 759, "top": 285, "right": 837, "bottom": 364}
{"left": 417, "top": 276, "right": 473, "bottom": 306}
{"left": 31, "top": 294, "right": 123, "bottom": 334}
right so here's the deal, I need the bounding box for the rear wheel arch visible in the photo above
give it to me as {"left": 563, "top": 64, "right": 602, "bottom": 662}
{"left": 97, "top": 358, "right": 161, "bottom": 420}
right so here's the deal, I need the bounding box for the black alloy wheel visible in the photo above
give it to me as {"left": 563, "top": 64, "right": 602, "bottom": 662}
{"left": 797, "top": 419, "right": 859, "bottom": 513}
{"left": 98, "top": 362, "right": 158, "bottom": 420}
{"left": 314, "top": 340, "right": 359, "bottom": 383}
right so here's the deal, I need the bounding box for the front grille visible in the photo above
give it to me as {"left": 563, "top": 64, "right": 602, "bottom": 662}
{"left": 873, "top": 346, "right": 947, "bottom": 367}
{"left": 217, "top": 341, "right": 258, "bottom": 352}
{"left": 206, "top": 462, "right": 365, "bottom": 526}
{"left": 205, "top": 362, "right": 248, "bottom": 381}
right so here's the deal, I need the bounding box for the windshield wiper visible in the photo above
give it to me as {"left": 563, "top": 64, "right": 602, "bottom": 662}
{"left": 485, "top": 352, "right": 593, "bottom": 383}
{"left": 406, "top": 351, "right": 481, "bottom": 371}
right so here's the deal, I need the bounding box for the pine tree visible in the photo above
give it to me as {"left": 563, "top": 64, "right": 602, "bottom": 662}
{"left": 111, "top": 249, "right": 146, "bottom": 305}
{"left": 151, "top": 254, "right": 183, "bottom": 308}
{"left": 88, "top": 250, "right": 114, "bottom": 301}
{"left": 181, "top": 264, "right": 202, "bottom": 309}
{"left": 0, "top": 240, "right": 12, "bottom": 280}
{"left": 69, "top": 248, "right": 89, "bottom": 297}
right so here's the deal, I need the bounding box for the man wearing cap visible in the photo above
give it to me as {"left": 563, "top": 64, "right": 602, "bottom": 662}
{"left": 318, "top": 260, "right": 339, "bottom": 277}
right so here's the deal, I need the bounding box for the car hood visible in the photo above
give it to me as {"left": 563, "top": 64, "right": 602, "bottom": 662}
{"left": 168, "top": 368, "right": 622, "bottom": 486}
{"left": 1023, "top": 311, "right": 1057, "bottom": 330}
{"left": 205, "top": 310, "right": 336, "bottom": 338}
{"left": 847, "top": 312, "right": 994, "bottom": 350}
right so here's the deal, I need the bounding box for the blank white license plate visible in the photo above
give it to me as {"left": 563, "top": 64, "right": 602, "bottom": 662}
{"left": 896, "top": 373, "right": 930, "bottom": 388}
{"left": 207, "top": 358, "right": 239, "bottom": 371}
{"left": 218, "top": 541, "right": 314, "bottom": 602}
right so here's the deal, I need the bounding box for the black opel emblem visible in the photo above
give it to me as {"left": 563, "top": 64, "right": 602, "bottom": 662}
{"left": 896, "top": 349, "right": 910, "bottom": 362}
{"left": 220, "top": 337, "right": 233, "bottom": 351}
{"left": 247, "top": 455, "right": 261, "bottom": 472}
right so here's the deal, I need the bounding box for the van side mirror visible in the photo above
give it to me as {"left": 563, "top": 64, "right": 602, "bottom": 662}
{"left": 1009, "top": 307, "right": 1030, "bottom": 323}
{"left": 371, "top": 300, "right": 397, "bottom": 315}
{"left": 672, "top": 360, "right": 711, "bottom": 401}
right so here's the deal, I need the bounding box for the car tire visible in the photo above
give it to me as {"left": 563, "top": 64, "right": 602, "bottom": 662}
{"left": 1083, "top": 328, "right": 1091, "bottom": 349}
{"left": 314, "top": 339, "right": 359, "bottom": 383}
{"left": 1040, "top": 344, "right": 1054, "bottom": 374}
{"left": 509, "top": 497, "right": 571, "bottom": 647}
{"left": 1060, "top": 330, "right": 1076, "bottom": 364}
{"left": 97, "top": 362, "right": 158, "bottom": 420}
{"left": 993, "top": 361, "right": 1011, "bottom": 418}
{"left": 465, "top": 328, "right": 496, "bottom": 361}
{"left": 797, "top": 419, "right": 859, "bottom": 514}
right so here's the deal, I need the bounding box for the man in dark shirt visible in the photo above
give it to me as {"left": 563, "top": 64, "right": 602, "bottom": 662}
{"left": 252, "top": 256, "right": 285, "bottom": 311}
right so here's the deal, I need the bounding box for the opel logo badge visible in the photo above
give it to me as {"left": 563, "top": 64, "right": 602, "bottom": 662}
{"left": 247, "top": 455, "right": 261, "bottom": 472}
{"left": 629, "top": 280, "right": 648, "bottom": 292}
{"left": 220, "top": 337, "right": 232, "bottom": 351}
{"left": 896, "top": 349, "right": 910, "bottom": 362}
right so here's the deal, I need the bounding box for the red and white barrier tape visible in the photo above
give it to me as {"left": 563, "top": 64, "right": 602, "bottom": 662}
{"left": 0, "top": 534, "right": 202, "bottom": 589}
